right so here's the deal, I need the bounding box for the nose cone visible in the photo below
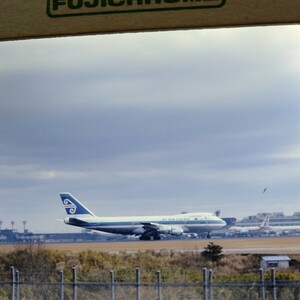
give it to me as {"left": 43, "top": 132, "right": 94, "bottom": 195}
{"left": 218, "top": 218, "right": 227, "bottom": 229}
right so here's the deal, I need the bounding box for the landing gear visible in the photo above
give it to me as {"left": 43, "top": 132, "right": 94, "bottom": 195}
{"left": 139, "top": 234, "right": 161, "bottom": 241}
{"left": 139, "top": 235, "right": 151, "bottom": 241}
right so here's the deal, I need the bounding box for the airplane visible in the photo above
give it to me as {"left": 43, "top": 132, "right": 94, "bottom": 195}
{"left": 59, "top": 193, "right": 226, "bottom": 240}
{"left": 228, "top": 213, "right": 271, "bottom": 235}
{"left": 266, "top": 224, "right": 300, "bottom": 235}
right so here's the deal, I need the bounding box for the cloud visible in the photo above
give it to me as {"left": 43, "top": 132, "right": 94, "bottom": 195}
{"left": 271, "top": 144, "right": 300, "bottom": 161}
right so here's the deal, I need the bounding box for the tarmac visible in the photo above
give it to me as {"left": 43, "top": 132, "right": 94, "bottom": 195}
{"left": 1, "top": 237, "right": 299, "bottom": 254}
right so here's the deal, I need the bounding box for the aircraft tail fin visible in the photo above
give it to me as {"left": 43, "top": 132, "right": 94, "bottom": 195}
{"left": 260, "top": 213, "right": 270, "bottom": 229}
{"left": 60, "top": 193, "right": 96, "bottom": 217}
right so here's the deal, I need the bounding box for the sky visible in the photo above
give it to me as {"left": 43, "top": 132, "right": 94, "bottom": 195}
{"left": 0, "top": 25, "right": 300, "bottom": 233}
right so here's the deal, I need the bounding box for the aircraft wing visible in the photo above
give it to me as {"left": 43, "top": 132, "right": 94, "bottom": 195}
{"left": 66, "top": 218, "right": 90, "bottom": 226}
{"left": 138, "top": 222, "right": 161, "bottom": 239}
{"left": 140, "top": 222, "right": 160, "bottom": 230}
{"left": 141, "top": 222, "right": 184, "bottom": 236}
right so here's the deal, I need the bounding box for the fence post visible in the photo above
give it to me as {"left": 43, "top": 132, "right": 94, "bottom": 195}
{"left": 259, "top": 268, "right": 266, "bottom": 300}
{"left": 271, "top": 268, "right": 277, "bottom": 300}
{"left": 136, "top": 267, "right": 140, "bottom": 300}
{"left": 72, "top": 265, "right": 77, "bottom": 300}
{"left": 156, "top": 270, "right": 161, "bottom": 300}
{"left": 10, "top": 265, "right": 15, "bottom": 300}
{"left": 208, "top": 269, "right": 212, "bottom": 300}
{"left": 202, "top": 267, "right": 207, "bottom": 300}
{"left": 110, "top": 270, "right": 115, "bottom": 300}
{"left": 15, "top": 270, "right": 19, "bottom": 300}
{"left": 60, "top": 270, "right": 64, "bottom": 300}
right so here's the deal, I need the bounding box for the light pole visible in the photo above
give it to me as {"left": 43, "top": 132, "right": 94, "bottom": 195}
{"left": 23, "top": 220, "right": 27, "bottom": 233}
{"left": 11, "top": 221, "right": 15, "bottom": 232}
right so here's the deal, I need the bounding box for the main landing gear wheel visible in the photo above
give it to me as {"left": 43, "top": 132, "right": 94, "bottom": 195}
{"left": 139, "top": 235, "right": 151, "bottom": 241}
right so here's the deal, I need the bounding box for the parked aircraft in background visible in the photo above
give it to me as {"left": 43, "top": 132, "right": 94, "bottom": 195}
{"left": 267, "top": 224, "right": 300, "bottom": 235}
{"left": 59, "top": 193, "right": 226, "bottom": 240}
{"left": 228, "top": 213, "right": 271, "bottom": 234}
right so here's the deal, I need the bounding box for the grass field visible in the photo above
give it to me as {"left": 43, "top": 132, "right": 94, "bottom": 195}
{"left": 1, "top": 237, "right": 299, "bottom": 254}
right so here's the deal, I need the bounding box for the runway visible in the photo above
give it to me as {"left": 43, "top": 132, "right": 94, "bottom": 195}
{"left": 1, "top": 237, "right": 299, "bottom": 254}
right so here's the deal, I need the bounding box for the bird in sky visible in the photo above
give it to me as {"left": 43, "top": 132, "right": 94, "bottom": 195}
{"left": 263, "top": 187, "right": 267, "bottom": 193}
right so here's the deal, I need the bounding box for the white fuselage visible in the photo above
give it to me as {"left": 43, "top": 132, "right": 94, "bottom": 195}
{"left": 228, "top": 225, "right": 267, "bottom": 234}
{"left": 268, "top": 225, "right": 300, "bottom": 233}
{"left": 65, "top": 212, "right": 226, "bottom": 236}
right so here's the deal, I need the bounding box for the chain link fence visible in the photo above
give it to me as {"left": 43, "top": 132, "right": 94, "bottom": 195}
{"left": 1, "top": 266, "right": 300, "bottom": 300}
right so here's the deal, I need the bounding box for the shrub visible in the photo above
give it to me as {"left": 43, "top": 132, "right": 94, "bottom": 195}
{"left": 201, "top": 242, "right": 224, "bottom": 263}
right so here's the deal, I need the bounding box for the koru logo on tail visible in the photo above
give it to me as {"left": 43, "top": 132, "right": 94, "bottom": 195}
{"left": 63, "top": 199, "right": 77, "bottom": 214}
{"left": 47, "top": 0, "right": 226, "bottom": 18}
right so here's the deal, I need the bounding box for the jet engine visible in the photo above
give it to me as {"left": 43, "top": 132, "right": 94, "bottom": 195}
{"left": 158, "top": 225, "right": 184, "bottom": 236}
{"left": 169, "top": 226, "right": 184, "bottom": 236}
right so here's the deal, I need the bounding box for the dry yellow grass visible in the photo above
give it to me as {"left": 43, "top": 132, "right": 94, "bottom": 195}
{"left": 0, "top": 237, "right": 299, "bottom": 254}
